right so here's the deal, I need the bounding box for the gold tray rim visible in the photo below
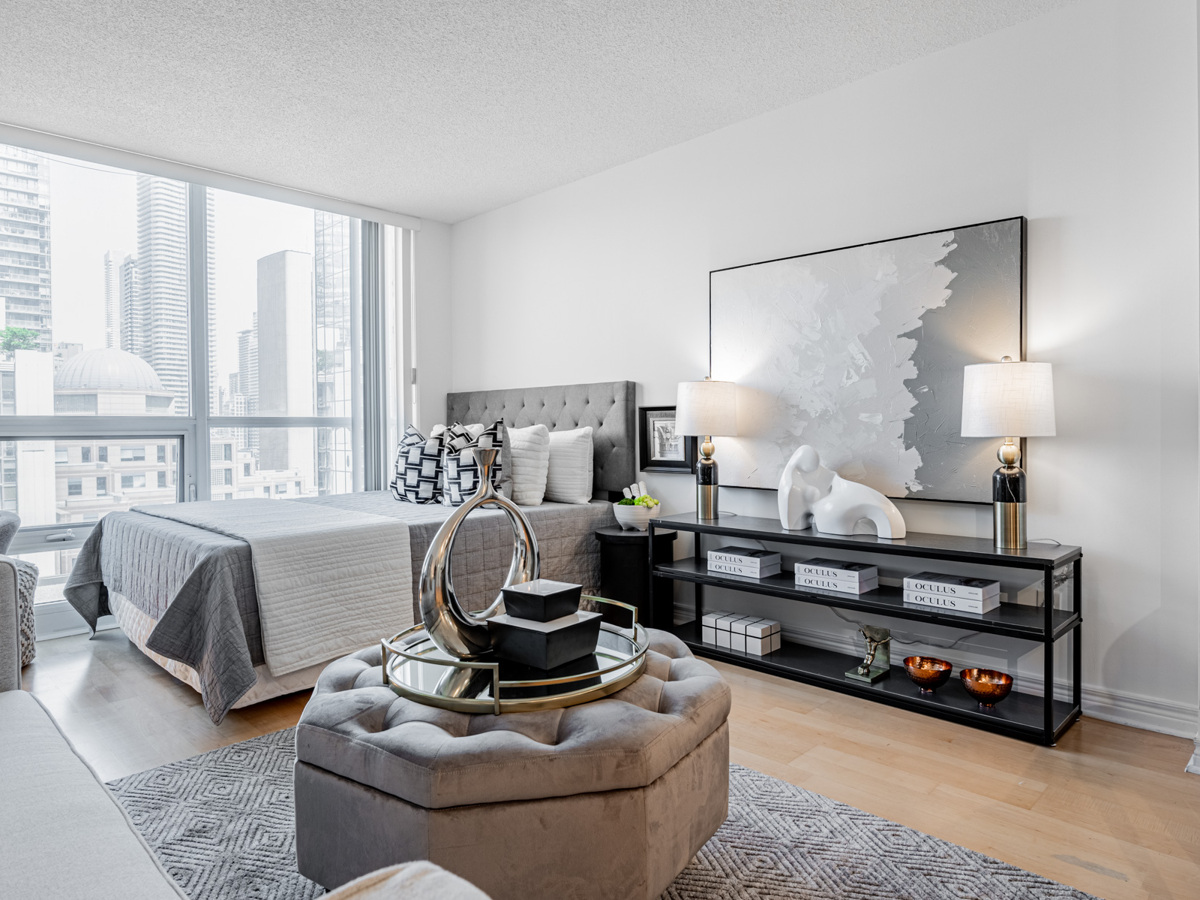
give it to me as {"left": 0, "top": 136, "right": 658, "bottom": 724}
{"left": 381, "top": 596, "right": 650, "bottom": 714}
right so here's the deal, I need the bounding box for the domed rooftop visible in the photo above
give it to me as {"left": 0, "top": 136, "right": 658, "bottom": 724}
{"left": 55, "top": 348, "right": 165, "bottom": 393}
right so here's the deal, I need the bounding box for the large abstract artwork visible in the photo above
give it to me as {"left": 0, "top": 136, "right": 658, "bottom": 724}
{"left": 709, "top": 217, "right": 1024, "bottom": 504}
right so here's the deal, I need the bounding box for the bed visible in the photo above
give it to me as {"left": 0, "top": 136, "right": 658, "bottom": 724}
{"left": 63, "top": 380, "right": 635, "bottom": 723}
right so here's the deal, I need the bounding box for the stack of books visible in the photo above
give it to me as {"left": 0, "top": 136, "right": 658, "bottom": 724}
{"left": 707, "top": 546, "right": 782, "bottom": 579}
{"left": 700, "top": 611, "right": 782, "bottom": 655}
{"left": 903, "top": 572, "right": 1001, "bottom": 614}
{"left": 794, "top": 558, "right": 878, "bottom": 595}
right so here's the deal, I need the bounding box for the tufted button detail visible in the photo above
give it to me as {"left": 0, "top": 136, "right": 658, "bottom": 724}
{"left": 445, "top": 380, "right": 635, "bottom": 499}
{"left": 295, "top": 630, "right": 729, "bottom": 810}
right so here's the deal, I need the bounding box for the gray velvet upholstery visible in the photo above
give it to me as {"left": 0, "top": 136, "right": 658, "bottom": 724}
{"left": 297, "top": 725, "right": 728, "bottom": 900}
{"left": 0, "top": 510, "right": 18, "bottom": 554}
{"left": 297, "top": 632, "right": 728, "bottom": 808}
{"left": 446, "top": 381, "right": 636, "bottom": 498}
{"left": 295, "top": 631, "right": 731, "bottom": 899}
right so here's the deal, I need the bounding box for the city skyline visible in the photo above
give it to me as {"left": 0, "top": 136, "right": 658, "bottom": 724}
{"left": 2, "top": 142, "right": 361, "bottom": 522}
{"left": 32, "top": 150, "right": 316, "bottom": 398}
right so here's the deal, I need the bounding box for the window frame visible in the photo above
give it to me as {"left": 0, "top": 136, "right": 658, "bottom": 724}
{"left": 6, "top": 425, "right": 188, "bottom": 553}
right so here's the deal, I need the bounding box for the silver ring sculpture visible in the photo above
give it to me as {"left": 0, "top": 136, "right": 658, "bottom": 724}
{"left": 419, "top": 446, "right": 539, "bottom": 659}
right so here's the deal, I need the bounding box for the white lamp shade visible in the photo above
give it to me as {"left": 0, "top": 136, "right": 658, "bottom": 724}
{"left": 960, "top": 361, "right": 1056, "bottom": 438}
{"left": 676, "top": 380, "right": 737, "bottom": 437}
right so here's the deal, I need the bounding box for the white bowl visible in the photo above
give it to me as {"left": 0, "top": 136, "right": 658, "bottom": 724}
{"left": 612, "top": 502, "right": 659, "bottom": 531}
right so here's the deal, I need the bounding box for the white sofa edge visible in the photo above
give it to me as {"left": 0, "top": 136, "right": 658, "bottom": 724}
{"left": 0, "top": 555, "right": 490, "bottom": 900}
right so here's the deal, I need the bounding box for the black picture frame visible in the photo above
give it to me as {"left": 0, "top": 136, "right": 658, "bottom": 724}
{"left": 638, "top": 406, "right": 697, "bottom": 473}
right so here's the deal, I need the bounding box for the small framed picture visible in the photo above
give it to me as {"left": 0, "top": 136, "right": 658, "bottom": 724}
{"left": 639, "top": 406, "right": 697, "bottom": 473}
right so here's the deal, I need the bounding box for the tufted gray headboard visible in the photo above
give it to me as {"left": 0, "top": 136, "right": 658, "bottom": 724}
{"left": 446, "top": 381, "right": 636, "bottom": 499}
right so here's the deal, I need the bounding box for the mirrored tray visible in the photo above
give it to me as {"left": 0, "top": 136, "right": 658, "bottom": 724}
{"left": 381, "top": 596, "right": 650, "bottom": 713}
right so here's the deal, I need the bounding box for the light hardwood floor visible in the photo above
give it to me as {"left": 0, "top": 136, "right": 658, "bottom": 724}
{"left": 22, "top": 629, "right": 1200, "bottom": 900}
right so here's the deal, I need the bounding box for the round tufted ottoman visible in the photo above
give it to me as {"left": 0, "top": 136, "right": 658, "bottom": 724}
{"left": 294, "top": 630, "right": 730, "bottom": 900}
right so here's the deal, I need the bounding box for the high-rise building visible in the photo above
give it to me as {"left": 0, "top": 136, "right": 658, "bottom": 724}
{"left": 134, "top": 176, "right": 217, "bottom": 415}
{"left": 102, "top": 250, "right": 125, "bottom": 350}
{"left": 313, "top": 211, "right": 355, "bottom": 494}
{"left": 134, "top": 176, "right": 187, "bottom": 409}
{"left": 0, "top": 144, "right": 52, "bottom": 352}
{"left": 257, "top": 250, "right": 313, "bottom": 486}
{"left": 236, "top": 316, "right": 258, "bottom": 414}
{"left": 118, "top": 254, "right": 141, "bottom": 356}
{"left": 236, "top": 316, "right": 259, "bottom": 453}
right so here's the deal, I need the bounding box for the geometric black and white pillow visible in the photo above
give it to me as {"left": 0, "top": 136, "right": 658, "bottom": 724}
{"left": 389, "top": 425, "right": 446, "bottom": 503}
{"left": 441, "top": 420, "right": 505, "bottom": 506}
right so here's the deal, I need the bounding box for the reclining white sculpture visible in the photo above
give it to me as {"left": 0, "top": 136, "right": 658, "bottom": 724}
{"left": 777, "top": 445, "right": 906, "bottom": 539}
{"left": 813, "top": 474, "right": 907, "bottom": 539}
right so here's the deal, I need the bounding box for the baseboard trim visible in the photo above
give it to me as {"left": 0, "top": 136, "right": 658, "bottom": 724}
{"left": 672, "top": 600, "right": 1199, "bottom": 739}
{"left": 1070, "top": 684, "right": 1198, "bottom": 739}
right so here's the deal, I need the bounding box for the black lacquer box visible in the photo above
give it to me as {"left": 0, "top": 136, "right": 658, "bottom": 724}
{"left": 498, "top": 654, "right": 604, "bottom": 699}
{"left": 488, "top": 611, "right": 602, "bottom": 670}
{"left": 500, "top": 579, "right": 583, "bottom": 623}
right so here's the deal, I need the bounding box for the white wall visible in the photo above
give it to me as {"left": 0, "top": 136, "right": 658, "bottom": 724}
{"left": 446, "top": 0, "right": 1200, "bottom": 735}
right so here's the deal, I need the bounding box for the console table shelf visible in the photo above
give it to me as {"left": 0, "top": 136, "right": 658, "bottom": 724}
{"left": 649, "top": 513, "right": 1083, "bottom": 745}
{"left": 655, "top": 558, "right": 1080, "bottom": 641}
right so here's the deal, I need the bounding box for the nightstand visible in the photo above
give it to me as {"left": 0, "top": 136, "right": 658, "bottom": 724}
{"left": 594, "top": 526, "right": 677, "bottom": 630}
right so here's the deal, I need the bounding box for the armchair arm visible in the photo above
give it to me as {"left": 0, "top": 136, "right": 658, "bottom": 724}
{"left": 0, "top": 556, "right": 20, "bottom": 692}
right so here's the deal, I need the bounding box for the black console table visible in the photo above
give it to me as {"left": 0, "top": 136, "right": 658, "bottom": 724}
{"left": 648, "top": 513, "right": 1082, "bottom": 745}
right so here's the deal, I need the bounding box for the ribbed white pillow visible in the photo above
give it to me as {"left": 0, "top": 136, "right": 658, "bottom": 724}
{"left": 544, "top": 426, "right": 594, "bottom": 504}
{"left": 506, "top": 424, "right": 551, "bottom": 506}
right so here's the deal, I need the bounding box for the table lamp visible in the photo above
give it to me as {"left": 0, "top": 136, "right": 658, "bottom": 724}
{"left": 960, "top": 357, "right": 1056, "bottom": 550}
{"left": 676, "top": 378, "right": 737, "bottom": 520}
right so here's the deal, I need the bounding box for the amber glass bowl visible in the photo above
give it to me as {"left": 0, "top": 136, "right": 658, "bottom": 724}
{"left": 903, "top": 656, "right": 952, "bottom": 695}
{"left": 959, "top": 668, "right": 1014, "bottom": 709}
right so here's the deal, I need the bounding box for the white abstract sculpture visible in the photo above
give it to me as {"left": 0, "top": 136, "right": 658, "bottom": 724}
{"left": 812, "top": 474, "right": 907, "bottom": 539}
{"left": 777, "top": 445, "right": 834, "bottom": 530}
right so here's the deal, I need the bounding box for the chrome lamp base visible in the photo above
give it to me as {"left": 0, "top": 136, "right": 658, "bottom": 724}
{"left": 993, "top": 501, "right": 1027, "bottom": 550}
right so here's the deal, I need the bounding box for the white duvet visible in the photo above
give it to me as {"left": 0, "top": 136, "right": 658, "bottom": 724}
{"left": 135, "top": 499, "right": 413, "bottom": 676}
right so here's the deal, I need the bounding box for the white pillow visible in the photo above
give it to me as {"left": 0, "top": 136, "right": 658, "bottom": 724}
{"left": 506, "top": 424, "right": 551, "bottom": 506}
{"left": 324, "top": 861, "right": 490, "bottom": 899}
{"left": 544, "top": 426, "right": 594, "bottom": 504}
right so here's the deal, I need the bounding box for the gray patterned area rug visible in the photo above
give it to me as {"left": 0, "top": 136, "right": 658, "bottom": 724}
{"left": 109, "top": 729, "right": 1097, "bottom": 900}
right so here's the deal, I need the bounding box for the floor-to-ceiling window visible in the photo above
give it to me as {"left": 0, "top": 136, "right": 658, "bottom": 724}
{"left": 0, "top": 141, "right": 408, "bottom": 612}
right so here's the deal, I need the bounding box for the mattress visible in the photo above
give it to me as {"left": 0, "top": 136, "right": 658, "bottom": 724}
{"left": 65, "top": 491, "right": 616, "bottom": 722}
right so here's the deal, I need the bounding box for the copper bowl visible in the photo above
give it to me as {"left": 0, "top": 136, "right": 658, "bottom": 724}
{"left": 960, "top": 668, "right": 1013, "bottom": 709}
{"left": 903, "top": 656, "right": 952, "bottom": 695}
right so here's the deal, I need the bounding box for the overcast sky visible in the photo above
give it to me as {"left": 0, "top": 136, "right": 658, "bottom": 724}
{"left": 46, "top": 152, "right": 314, "bottom": 396}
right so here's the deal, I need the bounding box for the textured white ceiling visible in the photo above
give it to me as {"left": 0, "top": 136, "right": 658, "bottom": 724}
{"left": 1, "top": 1, "right": 1072, "bottom": 223}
